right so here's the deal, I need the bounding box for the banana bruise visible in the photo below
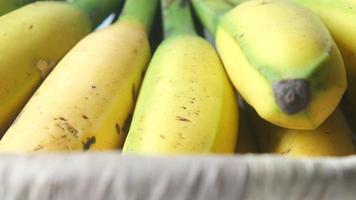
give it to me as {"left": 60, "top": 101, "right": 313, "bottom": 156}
{"left": 0, "top": 2, "right": 91, "bottom": 135}
{"left": 293, "top": 0, "right": 356, "bottom": 133}
{"left": 250, "top": 108, "right": 355, "bottom": 157}
{"left": 216, "top": 0, "right": 346, "bottom": 130}
{"left": 0, "top": 21, "right": 150, "bottom": 152}
{"left": 123, "top": 35, "right": 238, "bottom": 154}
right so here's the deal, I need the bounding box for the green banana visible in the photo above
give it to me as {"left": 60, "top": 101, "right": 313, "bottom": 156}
{"left": 123, "top": 0, "right": 238, "bottom": 154}
{"left": 0, "top": 0, "right": 120, "bottom": 135}
{"left": 292, "top": 0, "right": 356, "bottom": 134}
{"left": 192, "top": 0, "right": 347, "bottom": 130}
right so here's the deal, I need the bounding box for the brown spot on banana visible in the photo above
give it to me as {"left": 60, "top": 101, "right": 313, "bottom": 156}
{"left": 35, "top": 59, "right": 55, "bottom": 78}
{"left": 33, "top": 145, "right": 44, "bottom": 151}
{"left": 273, "top": 79, "right": 310, "bottom": 115}
{"left": 55, "top": 118, "right": 79, "bottom": 138}
{"left": 123, "top": 114, "right": 133, "bottom": 134}
{"left": 58, "top": 117, "right": 67, "bottom": 121}
{"left": 82, "top": 137, "right": 96, "bottom": 151}
{"left": 176, "top": 116, "right": 191, "bottom": 122}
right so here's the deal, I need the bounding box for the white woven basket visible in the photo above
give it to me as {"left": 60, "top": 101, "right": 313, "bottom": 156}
{"left": 1, "top": 152, "right": 355, "bottom": 200}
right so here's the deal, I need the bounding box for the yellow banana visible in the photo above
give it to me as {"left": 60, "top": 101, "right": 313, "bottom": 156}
{"left": 193, "top": 0, "right": 347, "bottom": 130}
{"left": 293, "top": 0, "right": 356, "bottom": 132}
{"left": 123, "top": 0, "right": 238, "bottom": 154}
{"left": 0, "top": 0, "right": 158, "bottom": 152}
{"left": 250, "top": 108, "right": 355, "bottom": 157}
{"left": 0, "top": 0, "right": 119, "bottom": 135}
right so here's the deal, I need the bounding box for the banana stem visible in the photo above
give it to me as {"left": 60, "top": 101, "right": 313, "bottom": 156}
{"left": 162, "top": 0, "right": 196, "bottom": 38}
{"left": 119, "top": 0, "right": 159, "bottom": 33}
{"left": 71, "top": 0, "right": 122, "bottom": 28}
{"left": 191, "top": 0, "right": 236, "bottom": 35}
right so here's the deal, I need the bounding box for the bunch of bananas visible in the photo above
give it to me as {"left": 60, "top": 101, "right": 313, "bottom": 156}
{"left": 0, "top": 0, "right": 354, "bottom": 157}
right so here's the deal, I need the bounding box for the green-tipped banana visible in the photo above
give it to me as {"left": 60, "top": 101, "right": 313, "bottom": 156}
{"left": 249, "top": 107, "right": 355, "bottom": 157}
{"left": 0, "top": 0, "right": 157, "bottom": 152}
{"left": 123, "top": 0, "right": 238, "bottom": 154}
{"left": 0, "top": 0, "right": 120, "bottom": 135}
{"left": 292, "top": 0, "right": 356, "bottom": 132}
{"left": 192, "top": 0, "right": 347, "bottom": 130}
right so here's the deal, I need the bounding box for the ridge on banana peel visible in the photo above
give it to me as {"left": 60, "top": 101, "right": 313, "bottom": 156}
{"left": 292, "top": 0, "right": 356, "bottom": 134}
{"left": 213, "top": 0, "right": 347, "bottom": 130}
{"left": 192, "top": 0, "right": 347, "bottom": 130}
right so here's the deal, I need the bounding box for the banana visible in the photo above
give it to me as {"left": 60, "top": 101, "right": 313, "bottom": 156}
{"left": 0, "top": 0, "right": 158, "bottom": 152}
{"left": 123, "top": 0, "right": 238, "bottom": 154}
{"left": 292, "top": 0, "right": 356, "bottom": 132}
{"left": 0, "top": 0, "right": 119, "bottom": 135}
{"left": 249, "top": 107, "right": 355, "bottom": 157}
{"left": 192, "top": 0, "right": 347, "bottom": 130}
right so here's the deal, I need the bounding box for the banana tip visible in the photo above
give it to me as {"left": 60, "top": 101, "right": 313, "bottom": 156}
{"left": 273, "top": 79, "right": 310, "bottom": 115}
